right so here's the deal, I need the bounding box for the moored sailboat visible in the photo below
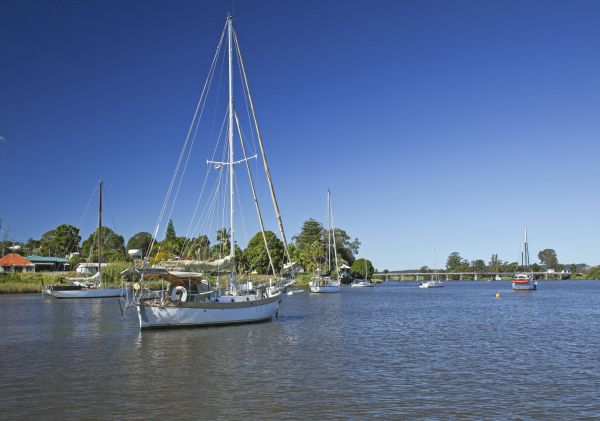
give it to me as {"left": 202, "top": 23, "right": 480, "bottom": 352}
{"left": 310, "top": 189, "right": 341, "bottom": 293}
{"left": 512, "top": 227, "right": 537, "bottom": 291}
{"left": 351, "top": 258, "right": 374, "bottom": 288}
{"left": 121, "top": 15, "right": 294, "bottom": 328}
{"left": 43, "top": 180, "right": 122, "bottom": 299}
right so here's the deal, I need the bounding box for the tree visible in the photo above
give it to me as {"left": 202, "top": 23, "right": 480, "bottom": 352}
{"left": 39, "top": 224, "right": 81, "bottom": 257}
{"left": 488, "top": 254, "right": 503, "bottom": 273}
{"left": 446, "top": 252, "right": 463, "bottom": 272}
{"left": 293, "top": 219, "right": 324, "bottom": 249}
{"left": 538, "top": 249, "right": 560, "bottom": 270}
{"left": 126, "top": 232, "right": 154, "bottom": 255}
{"left": 471, "top": 259, "right": 486, "bottom": 273}
{"left": 81, "top": 227, "right": 125, "bottom": 261}
{"left": 332, "top": 228, "right": 360, "bottom": 266}
{"left": 212, "top": 228, "right": 231, "bottom": 257}
{"left": 184, "top": 234, "right": 210, "bottom": 260}
{"left": 293, "top": 219, "right": 360, "bottom": 272}
{"left": 351, "top": 258, "right": 374, "bottom": 279}
{"left": 299, "top": 240, "right": 324, "bottom": 273}
{"left": 243, "top": 231, "right": 284, "bottom": 274}
{"left": 165, "top": 219, "right": 176, "bottom": 241}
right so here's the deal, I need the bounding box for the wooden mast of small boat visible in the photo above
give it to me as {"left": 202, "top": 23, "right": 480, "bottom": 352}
{"left": 227, "top": 14, "right": 236, "bottom": 291}
{"left": 98, "top": 179, "right": 103, "bottom": 287}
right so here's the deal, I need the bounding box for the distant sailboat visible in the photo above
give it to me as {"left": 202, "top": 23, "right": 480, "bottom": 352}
{"left": 420, "top": 253, "right": 444, "bottom": 288}
{"left": 351, "top": 259, "right": 374, "bottom": 288}
{"left": 43, "top": 180, "right": 122, "bottom": 298}
{"left": 512, "top": 227, "right": 537, "bottom": 291}
{"left": 310, "top": 190, "right": 340, "bottom": 293}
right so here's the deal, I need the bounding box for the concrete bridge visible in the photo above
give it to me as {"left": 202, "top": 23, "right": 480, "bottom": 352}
{"left": 372, "top": 271, "right": 568, "bottom": 281}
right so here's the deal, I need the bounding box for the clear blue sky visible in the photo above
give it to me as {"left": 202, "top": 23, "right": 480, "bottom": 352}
{"left": 1, "top": 0, "right": 599, "bottom": 270}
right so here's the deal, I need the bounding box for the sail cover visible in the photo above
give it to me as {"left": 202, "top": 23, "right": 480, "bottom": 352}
{"left": 160, "top": 256, "right": 234, "bottom": 272}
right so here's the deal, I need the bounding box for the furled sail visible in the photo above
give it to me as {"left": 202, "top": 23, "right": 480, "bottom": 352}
{"left": 161, "top": 256, "right": 234, "bottom": 272}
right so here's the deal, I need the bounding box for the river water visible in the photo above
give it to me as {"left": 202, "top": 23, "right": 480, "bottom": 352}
{"left": 1, "top": 281, "right": 599, "bottom": 419}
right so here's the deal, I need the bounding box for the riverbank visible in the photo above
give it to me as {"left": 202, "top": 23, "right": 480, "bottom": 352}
{"left": 0, "top": 270, "right": 379, "bottom": 293}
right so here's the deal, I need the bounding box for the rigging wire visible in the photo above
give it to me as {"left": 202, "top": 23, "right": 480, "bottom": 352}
{"left": 146, "top": 21, "right": 227, "bottom": 261}
{"left": 181, "top": 107, "right": 229, "bottom": 254}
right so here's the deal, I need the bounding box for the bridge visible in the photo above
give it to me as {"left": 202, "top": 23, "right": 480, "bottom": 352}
{"left": 372, "top": 271, "right": 569, "bottom": 281}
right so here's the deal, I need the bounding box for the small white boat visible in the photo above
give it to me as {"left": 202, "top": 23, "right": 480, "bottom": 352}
{"left": 351, "top": 280, "right": 374, "bottom": 288}
{"left": 419, "top": 280, "right": 444, "bottom": 288}
{"left": 310, "top": 190, "right": 341, "bottom": 294}
{"left": 351, "top": 258, "right": 374, "bottom": 288}
{"left": 310, "top": 277, "right": 340, "bottom": 293}
{"left": 43, "top": 180, "right": 123, "bottom": 299}
{"left": 287, "top": 289, "right": 304, "bottom": 296}
{"left": 46, "top": 286, "right": 123, "bottom": 299}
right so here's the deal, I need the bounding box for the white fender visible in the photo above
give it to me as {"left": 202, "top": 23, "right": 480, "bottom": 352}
{"left": 170, "top": 286, "right": 187, "bottom": 303}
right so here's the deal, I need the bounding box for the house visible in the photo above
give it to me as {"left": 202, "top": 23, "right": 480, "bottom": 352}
{"left": 339, "top": 264, "right": 351, "bottom": 279}
{"left": 26, "top": 255, "right": 70, "bottom": 272}
{"left": 0, "top": 253, "right": 35, "bottom": 273}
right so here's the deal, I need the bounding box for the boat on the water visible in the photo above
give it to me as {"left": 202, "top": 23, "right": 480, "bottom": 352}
{"left": 120, "top": 15, "right": 295, "bottom": 328}
{"left": 310, "top": 190, "right": 341, "bottom": 293}
{"left": 512, "top": 227, "right": 537, "bottom": 291}
{"left": 351, "top": 259, "right": 374, "bottom": 288}
{"left": 43, "top": 180, "right": 122, "bottom": 299}
{"left": 419, "top": 279, "right": 444, "bottom": 288}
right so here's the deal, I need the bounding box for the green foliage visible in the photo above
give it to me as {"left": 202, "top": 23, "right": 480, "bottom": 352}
{"left": 471, "top": 259, "right": 486, "bottom": 273}
{"left": 126, "top": 232, "right": 154, "bottom": 255}
{"left": 586, "top": 266, "right": 600, "bottom": 280}
{"left": 294, "top": 219, "right": 323, "bottom": 249}
{"left": 165, "top": 219, "right": 176, "bottom": 241}
{"left": 39, "top": 224, "right": 81, "bottom": 257}
{"left": 292, "top": 219, "right": 360, "bottom": 273}
{"left": 446, "top": 252, "right": 464, "bottom": 272}
{"left": 183, "top": 235, "right": 210, "bottom": 260}
{"left": 81, "top": 226, "right": 125, "bottom": 261}
{"left": 332, "top": 228, "right": 360, "bottom": 266}
{"left": 351, "top": 258, "right": 374, "bottom": 279}
{"left": 299, "top": 240, "right": 324, "bottom": 273}
{"left": 538, "top": 249, "right": 561, "bottom": 270}
{"left": 243, "top": 231, "right": 284, "bottom": 274}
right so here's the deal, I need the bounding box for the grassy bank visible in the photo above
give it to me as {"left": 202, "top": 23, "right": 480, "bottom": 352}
{"left": 0, "top": 262, "right": 131, "bottom": 294}
{"left": 0, "top": 272, "right": 62, "bottom": 293}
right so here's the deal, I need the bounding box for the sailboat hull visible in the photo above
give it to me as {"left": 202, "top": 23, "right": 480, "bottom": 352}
{"left": 512, "top": 282, "right": 537, "bottom": 291}
{"left": 136, "top": 293, "right": 281, "bottom": 329}
{"left": 419, "top": 281, "right": 444, "bottom": 288}
{"left": 45, "top": 287, "right": 123, "bottom": 299}
{"left": 310, "top": 285, "right": 340, "bottom": 293}
{"left": 351, "top": 281, "right": 374, "bottom": 288}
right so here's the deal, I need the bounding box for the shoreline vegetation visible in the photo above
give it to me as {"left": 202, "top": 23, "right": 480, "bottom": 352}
{"left": 0, "top": 270, "right": 593, "bottom": 294}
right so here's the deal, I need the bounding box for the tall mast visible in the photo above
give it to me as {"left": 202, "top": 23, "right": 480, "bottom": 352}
{"left": 327, "top": 190, "right": 331, "bottom": 273}
{"left": 98, "top": 179, "right": 103, "bottom": 284}
{"left": 524, "top": 227, "right": 529, "bottom": 268}
{"left": 227, "top": 14, "right": 236, "bottom": 286}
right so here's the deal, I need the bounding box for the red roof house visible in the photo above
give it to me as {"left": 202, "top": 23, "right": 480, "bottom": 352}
{"left": 0, "top": 253, "right": 35, "bottom": 272}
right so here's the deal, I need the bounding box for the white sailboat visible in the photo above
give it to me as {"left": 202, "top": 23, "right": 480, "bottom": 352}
{"left": 43, "top": 180, "right": 123, "bottom": 299}
{"left": 310, "top": 189, "right": 341, "bottom": 293}
{"left": 121, "top": 15, "right": 294, "bottom": 328}
{"left": 351, "top": 259, "right": 374, "bottom": 288}
{"left": 419, "top": 277, "right": 444, "bottom": 288}
{"left": 512, "top": 227, "right": 537, "bottom": 291}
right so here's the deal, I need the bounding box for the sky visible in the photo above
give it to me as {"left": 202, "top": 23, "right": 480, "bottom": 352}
{"left": 1, "top": 0, "right": 599, "bottom": 270}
